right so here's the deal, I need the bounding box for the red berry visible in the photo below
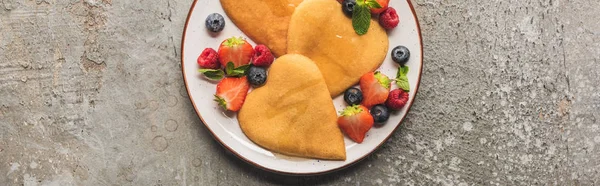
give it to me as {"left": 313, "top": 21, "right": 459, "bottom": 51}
{"left": 337, "top": 105, "right": 374, "bottom": 143}
{"left": 379, "top": 7, "right": 399, "bottom": 29}
{"left": 360, "top": 72, "right": 391, "bottom": 108}
{"left": 215, "top": 77, "right": 250, "bottom": 112}
{"left": 385, "top": 89, "right": 409, "bottom": 110}
{"left": 252, "top": 45, "right": 275, "bottom": 67}
{"left": 197, "top": 48, "right": 220, "bottom": 69}
{"left": 218, "top": 37, "right": 255, "bottom": 68}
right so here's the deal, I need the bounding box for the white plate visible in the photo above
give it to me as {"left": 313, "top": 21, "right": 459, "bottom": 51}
{"left": 181, "top": 0, "right": 423, "bottom": 175}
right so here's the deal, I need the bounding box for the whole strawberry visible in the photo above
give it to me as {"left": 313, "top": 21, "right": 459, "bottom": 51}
{"left": 218, "top": 37, "right": 255, "bottom": 68}
{"left": 386, "top": 89, "right": 409, "bottom": 110}
{"left": 252, "top": 45, "right": 275, "bottom": 67}
{"left": 197, "top": 48, "right": 220, "bottom": 69}
{"left": 214, "top": 77, "right": 250, "bottom": 112}
{"left": 379, "top": 7, "right": 399, "bottom": 29}
{"left": 337, "top": 105, "right": 374, "bottom": 143}
{"left": 360, "top": 71, "right": 391, "bottom": 108}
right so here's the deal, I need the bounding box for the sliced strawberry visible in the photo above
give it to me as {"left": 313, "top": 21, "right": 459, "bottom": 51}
{"left": 337, "top": 105, "right": 374, "bottom": 143}
{"left": 218, "top": 37, "right": 255, "bottom": 68}
{"left": 360, "top": 71, "right": 391, "bottom": 108}
{"left": 214, "top": 77, "right": 250, "bottom": 112}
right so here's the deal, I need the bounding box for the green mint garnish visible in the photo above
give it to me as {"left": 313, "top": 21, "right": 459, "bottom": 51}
{"left": 198, "top": 69, "right": 224, "bottom": 80}
{"left": 395, "top": 66, "right": 410, "bottom": 92}
{"left": 352, "top": 0, "right": 382, "bottom": 35}
{"left": 224, "top": 62, "right": 249, "bottom": 77}
{"left": 352, "top": 1, "right": 371, "bottom": 35}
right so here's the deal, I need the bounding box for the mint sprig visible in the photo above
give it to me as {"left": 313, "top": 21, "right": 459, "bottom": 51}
{"left": 395, "top": 66, "right": 410, "bottom": 92}
{"left": 352, "top": 0, "right": 382, "bottom": 35}
{"left": 225, "top": 62, "right": 250, "bottom": 77}
{"left": 198, "top": 69, "right": 224, "bottom": 80}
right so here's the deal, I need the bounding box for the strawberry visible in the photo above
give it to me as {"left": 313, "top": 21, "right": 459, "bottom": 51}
{"left": 337, "top": 105, "right": 374, "bottom": 143}
{"left": 218, "top": 37, "right": 255, "bottom": 68}
{"left": 214, "top": 77, "right": 250, "bottom": 112}
{"left": 359, "top": 71, "right": 391, "bottom": 108}
{"left": 370, "top": 0, "right": 389, "bottom": 14}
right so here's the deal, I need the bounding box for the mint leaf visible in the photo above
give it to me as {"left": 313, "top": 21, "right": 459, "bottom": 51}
{"left": 365, "top": 0, "right": 382, "bottom": 9}
{"left": 225, "top": 62, "right": 235, "bottom": 75}
{"left": 397, "top": 65, "right": 409, "bottom": 77}
{"left": 224, "top": 62, "right": 249, "bottom": 77}
{"left": 199, "top": 69, "right": 224, "bottom": 80}
{"left": 352, "top": 3, "right": 371, "bottom": 35}
{"left": 395, "top": 66, "right": 410, "bottom": 92}
{"left": 231, "top": 65, "right": 250, "bottom": 76}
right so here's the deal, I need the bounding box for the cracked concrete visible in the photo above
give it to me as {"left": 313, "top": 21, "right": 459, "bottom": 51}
{"left": 0, "top": 0, "right": 599, "bottom": 185}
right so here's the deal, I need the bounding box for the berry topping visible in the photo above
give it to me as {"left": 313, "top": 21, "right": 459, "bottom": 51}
{"left": 370, "top": 0, "right": 389, "bottom": 14}
{"left": 214, "top": 77, "right": 250, "bottom": 112}
{"left": 360, "top": 72, "right": 391, "bottom": 108}
{"left": 391, "top": 45, "right": 410, "bottom": 65}
{"left": 342, "top": 0, "right": 357, "bottom": 17}
{"left": 344, "top": 88, "right": 363, "bottom": 105}
{"left": 370, "top": 104, "right": 390, "bottom": 124}
{"left": 197, "top": 48, "right": 220, "bottom": 69}
{"left": 385, "top": 89, "right": 409, "bottom": 110}
{"left": 218, "top": 37, "right": 255, "bottom": 68}
{"left": 379, "top": 7, "right": 399, "bottom": 29}
{"left": 205, "top": 13, "right": 225, "bottom": 32}
{"left": 252, "top": 45, "right": 275, "bottom": 67}
{"left": 247, "top": 66, "right": 268, "bottom": 86}
{"left": 337, "top": 105, "right": 374, "bottom": 143}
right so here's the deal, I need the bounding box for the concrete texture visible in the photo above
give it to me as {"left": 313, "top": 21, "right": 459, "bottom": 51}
{"left": 0, "top": 0, "right": 598, "bottom": 185}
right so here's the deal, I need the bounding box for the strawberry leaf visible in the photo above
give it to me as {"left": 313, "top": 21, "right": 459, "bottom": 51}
{"left": 395, "top": 66, "right": 410, "bottom": 92}
{"left": 352, "top": 2, "right": 371, "bottom": 35}
{"left": 374, "top": 71, "right": 391, "bottom": 89}
{"left": 365, "top": 0, "right": 382, "bottom": 9}
{"left": 198, "top": 69, "right": 224, "bottom": 80}
{"left": 339, "top": 105, "right": 364, "bottom": 116}
{"left": 213, "top": 95, "right": 227, "bottom": 110}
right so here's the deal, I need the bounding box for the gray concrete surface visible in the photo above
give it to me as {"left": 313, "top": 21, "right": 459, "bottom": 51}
{"left": 0, "top": 0, "right": 599, "bottom": 185}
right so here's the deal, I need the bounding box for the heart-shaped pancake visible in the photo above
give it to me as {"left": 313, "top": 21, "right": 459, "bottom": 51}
{"left": 220, "top": 0, "right": 304, "bottom": 57}
{"left": 238, "top": 54, "right": 346, "bottom": 160}
{"left": 287, "top": 0, "right": 389, "bottom": 97}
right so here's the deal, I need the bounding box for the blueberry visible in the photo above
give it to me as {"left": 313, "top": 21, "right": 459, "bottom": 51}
{"left": 344, "top": 88, "right": 363, "bottom": 105}
{"left": 370, "top": 104, "right": 390, "bottom": 124}
{"left": 247, "top": 66, "right": 267, "bottom": 86}
{"left": 342, "top": 0, "right": 357, "bottom": 17}
{"left": 391, "top": 46, "right": 410, "bottom": 65}
{"left": 205, "top": 13, "right": 225, "bottom": 32}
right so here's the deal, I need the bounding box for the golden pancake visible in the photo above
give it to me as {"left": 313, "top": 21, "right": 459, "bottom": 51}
{"left": 238, "top": 54, "right": 346, "bottom": 160}
{"left": 220, "top": 0, "right": 303, "bottom": 57}
{"left": 287, "top": 0, "right": 389, "bottom": 97}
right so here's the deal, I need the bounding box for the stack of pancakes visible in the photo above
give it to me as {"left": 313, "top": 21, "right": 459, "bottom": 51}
{"left": 221, "top": 0, "right": 389, "bottom": 160}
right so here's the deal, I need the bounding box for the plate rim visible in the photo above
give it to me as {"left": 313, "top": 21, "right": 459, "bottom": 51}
{"left": 180, "top": 0, "right": 424, "bottom": 176}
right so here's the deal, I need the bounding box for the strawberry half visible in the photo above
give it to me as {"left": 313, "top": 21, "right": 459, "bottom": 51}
{"left": 214, "top": 77, "right": 250, "bottom": 112}
{"left": 218, "top": 37, "right": 255, "bottom": 68}
{"left": 337, "top": 105, "right": 374, "bottom": 143}
{"left": 359, "top": 71, "right": 391, "bottom": 108}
